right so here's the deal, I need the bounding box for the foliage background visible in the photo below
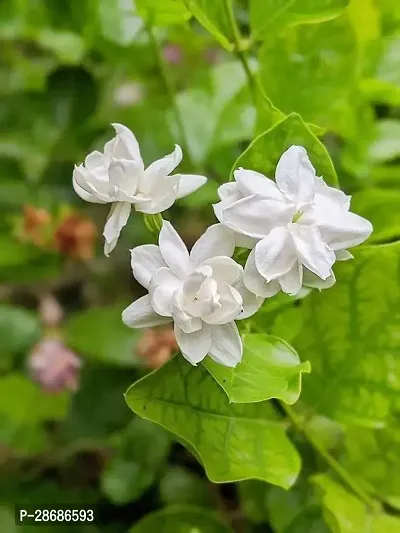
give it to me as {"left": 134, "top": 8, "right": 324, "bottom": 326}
{"left": 1, "top": 0, "right": 400, "bottom": 531}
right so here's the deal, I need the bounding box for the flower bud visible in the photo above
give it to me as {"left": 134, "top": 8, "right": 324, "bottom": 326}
{"left": 54, "top": 213, "right": 97, "bottom": 260}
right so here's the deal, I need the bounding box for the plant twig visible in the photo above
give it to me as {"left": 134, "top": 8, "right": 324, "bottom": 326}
{"left": 280, "top": 403, "right": 379, "bottom": 512}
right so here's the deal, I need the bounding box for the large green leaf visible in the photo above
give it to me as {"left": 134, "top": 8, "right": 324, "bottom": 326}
{"left": 351, "top": 188, "right": 400, "bottom": 243}
{"left": 130, "top": 506, "right": 232, "bottom": 533}
{"left": 232, "top": 113, "right": 338, "bottom": 186}
{"left": 250, "top": 0, "right": 349, "bottom": 40}
{"left": 64, "top": 304, "right": 141, "bottom": 366}
{"left": 101, "top": 418, "right": 171, "bottom": 504}
{"left": 259, "top": 15, "right": 357, "bottom": 133}
{"left": 184, "top": 0, "right": 235, "bottom": 50}
{"left": 125, "top": 356, "right": 301, "bottom": 487}
{"left": 313, "top": 474, "right": 400, "bottom": 533}
{"left": 203, "top": 334, "right": 310, "bottom": 405}
{"left": 293, "top": 242, "right": 400, "bottom": 427}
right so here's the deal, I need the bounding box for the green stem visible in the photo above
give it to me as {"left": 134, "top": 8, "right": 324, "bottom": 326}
{"left": 223, "top": 0, "right": 256, "bottom": 103}
{"left": 146, "top": 22, "right": 193, "bottom": 167}
{"left": 281, "top": 403, "right": 378, "bottom": 512}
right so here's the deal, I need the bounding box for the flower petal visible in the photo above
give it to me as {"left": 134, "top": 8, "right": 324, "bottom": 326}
{"left": 130, "top": 244, "right": 167, "bottom": 289}
{"left": 314, "top": 176, "right": 350, "bottom": 211}
{"left": 171, "top": 290, "right": 203, "bottom": 334}
{"left": 303, "top": 268, "right": 336, "bottom": 290}
{"left": 73, "top": 168, "right": 106, "bottom": 204}
{"left": 275, "top": 145, "right": 315, "bottom": 206}
{"left": 149, "top": 267, "right": 181, "bottom": 316}
{"left": 234, "top": 168, "right": 284, "bottom": 200}
{"left": 202, "top": 283, "right": 243, "bottom": 325}
{"left": 108, "top": 158, "right": 140, "bottom": 198}
{"left": 218, "top": 182, "right": 241, "bottom": 201}
{"left": 316, "top": 211, "right": 373, "bottom": 251}
{"left": 255, "top": 227, "right": 297, "bottom": 281}
{"left": 103, "top": 202, "right": 132, "bottom": 256}
{"left": 85, "top": 150, "right": 105, "bottom": 170}
{"left": 134, "top": 175, "right": 180, "bottom": 214}
{"left": 73, "top": 165, "right": 110, "bottom": 203}
{"left": 159, "top": 220, "right": 190, "bottom": 279}
{"left": 243, "top": 248, "right": 281, "bottom": 298}
{"left": 122, "top": 295, "right": 171, "bottom": 328}
{"left": 208, "top": 322, "right": 242, "bottom": 367}
{"left": 199, "top": 256, "right": 243, "bottom": 286}
{"left": 111, "top": 123, "right": 143, "bottom": 168}
{"left": 176, "top": 174, "right": 207, "bottom": 199}
{"left": 335, "top": 249, "right": 353, "bottom": 261}
{"left": 235, "top": 280, "right": 264, "bottom": 320}
{"left": 222, "top": 194, "right": 295, "bottom": 239}
{"left": 174, "top": 323, "right": 211, "bottom": 365}
{"left": 289, "top": 223, "right": 335, "bottom": 279}
{"left": 278, "top": 262, "right": 303, "bottom": 295}
{"left": 140, "top": 145, "right": 182, "bottom": 194}
{"left": 190, "top": 224, "right": 235, "bottom": 267}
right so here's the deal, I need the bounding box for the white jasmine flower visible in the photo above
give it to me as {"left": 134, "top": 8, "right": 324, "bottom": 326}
{"left": 73, "top": 123, "right": 207, "bottom": 255}
{"left": 214, "top": 146, "right": 372, "bottom": 297}
{"left": 122, "top": 221, "right": 263, "bottom": 367}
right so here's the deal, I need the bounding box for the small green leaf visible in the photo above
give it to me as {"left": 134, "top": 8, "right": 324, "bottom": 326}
{"left": 250, "top": 0, "right": 349, "bottom": 40}
{"left": 65, "top": 304, "right": 141, "bottom": 367}
{"left": 203, "top": 334, "right": 311, "bottom": 405}
{"left": 101, "top": 418, "right": 171, "bottom": 504}
{"left": 130, "top": 506, "right": 233, "bottom": 533}
{"left": 136, "top": 0, "right": 191, "bottom": 25}
{"left": 368, "top": 119, "right": 400, "bottom": 162}
{"left": 159, "top": 466, "right": 213, "bottom": 507}
{"left": 232, "top": 113, "right": 338, "bottom": 186}
{"left": 97, "top": 0, "right": 143, "bottom": 46}
{"left": 0, "top": 305, "right": 41, "bottom": 357}
{"left": 126, "top": 356, "right": 301, "bottom": 488}
{"left": 184, "top": 0, "right": 235, "bottom": 50}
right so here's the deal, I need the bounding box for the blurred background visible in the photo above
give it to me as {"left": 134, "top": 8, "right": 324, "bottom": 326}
{"left": 0, "top": 0, "right": 400, "bottom": 532}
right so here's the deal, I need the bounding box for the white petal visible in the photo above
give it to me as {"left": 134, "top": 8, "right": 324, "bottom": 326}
{"left": 235, "top": 281, "right": 264, "bottom": 320}
{"left": 176, "top": 174, "right": 207, "bottom": 199}
{"left": 278, "top": 262, "right": 303, "bottom": 295}
{"left": 149, "top": 267, "right": 181, "bottom": 317}
{"left": 218, "top": 182, "right": 241, "bottom": 201}
{"left": 222, "top": 194, "right": 295, "bottom": 239}
{"left": 202, "top": 283, "right": 243, "bottom": 325}
{"left": 174, "top": 323, "right": 211, "bottom": 365}
{"left": 111, "top": 123, "right": 143, "bottom": 168}
{"left": 103, "top": 202, "right": 131, "bottom": 256}
{"left": 122, "top": 295, "right": 171, "bottom": 328}
{"left": 208, "top": 322, "right": 242, "bottom": 367}
{"left": 171, "top": 291, "right": 203, "bottom": 333}
{"left": 199, "top": 256, "right": 243, "bottom": 285}
{"left": 314, "top": 176, "right": 350, "bottom": 211}
{"left": 73, "top": 168, "right": 106, "bottom": 204}
{"left": 235, "top": 233, "right": 258, "bottom": 249}
{"left": 303, "top": 268, "right": 336, "bottom": 290}
{"left": 108, "top": 158, "right": 140, "bottom": 197}
{"left": 135, "top": 175, "right": 180, "bottom": 214}
{"left": 130, "top": 244, "right": 167, "bottom": 289}
{"left": 182, "top": 268, "right": 211, "bottom": 299}
{"left": 316, "top": 211, "right": 373, "bottom": 251}
{"left": 289, "top": 223, "right": 335, "bottom": 280}
{"left": 335, "top": 249, "right": 353, "bottom": 261}
{"left": 159, "top": 220, "right": 190, "bottom": 279}
{"left": 85, "top": 150, "right": 105, "bottom": 170}
{"left": 255, "top": 227, "right": 297, "bottom": 281}
{"left": 243, "top": 248, "right": 281, "bottom": 298}
{"left": 275, "top": 145, "right": 315, "bottom": 207}
{"left": 190, "top": 224, "right": 235, "bottom": 267}
{"left": 140, "top": 145, "right": 182, "bottom": 194}
{"left": 234, "top": 168, "right": 284, "bottom": 200}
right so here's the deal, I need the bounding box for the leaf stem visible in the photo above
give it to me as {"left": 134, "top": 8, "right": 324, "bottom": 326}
{"left": 146, "top": 22, "right": 193, "bottom": 167}
{"left": 223, "top": 0, "right": 256, "bottom": 103}
{"left": 280, "top": 403, "right": 378, "bottom": 512}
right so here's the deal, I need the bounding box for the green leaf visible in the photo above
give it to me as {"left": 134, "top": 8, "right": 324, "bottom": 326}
{"left": 36, "top": 29, "right": 86, "bottom": 64}
{"left": 293, "top": 242, "right": 400, "bottom": 427}
{"left": 64, "top": 304, "right": 141, "bottom": 367}
{"left": 259, "top": 15, "right": 357, "bottom": 133}
{"left": 203, "top": 334, "right": 310, "bottom": 405}
{"left": 250, "top": 0, "right": 349, "bottom": 40}
{"left": 368, "top": 119, "right": 400, "bottom": 163}
{"left": 101, "top": 418, "right": 171, "bottom": 504}
{"left": 159, "top": 466, "right": 213, "bottom": 507}
{"left": 0, "top": 305, "right": 41, "bottom": 357}
{"left": 97, "top": 0, "right": 143, "bottom": 47}
{"left": 351, "top": 188, "right": 400, "bottom": 243}
{"left": 184, "top": 0, "right": 235, "bottom": 50}
{"left": 312, "top": 474, "right": 400, "bottom": 533}
{"left": 125, "top": 356, "right": 301, "bottom": 487}
{"left": 130, "top": 506, "right": 233, "bottom": 533}
{"left": 232, "top": 113, "right": 338, "bottom": 186}
{"left": 136, "top": 0, "right": 191, "bottom": 25}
